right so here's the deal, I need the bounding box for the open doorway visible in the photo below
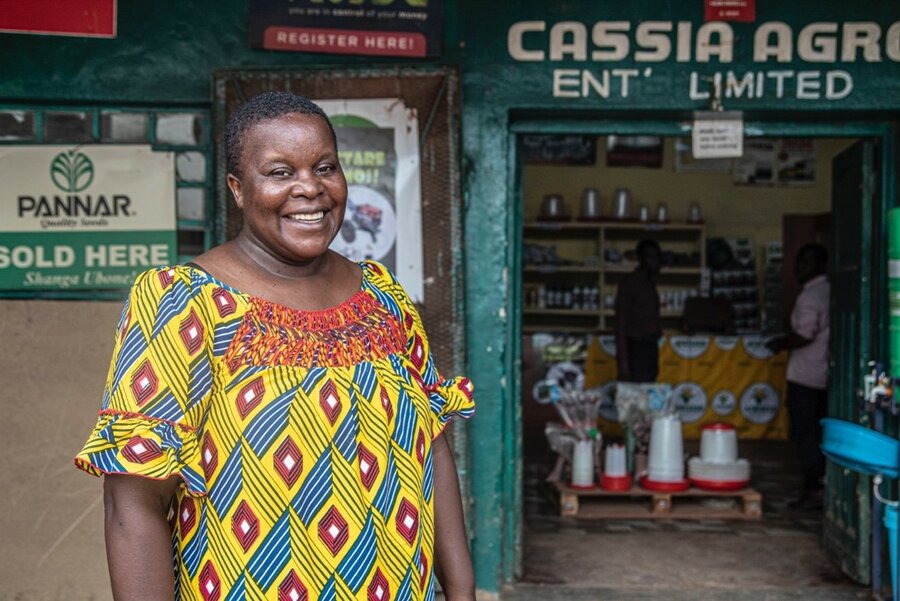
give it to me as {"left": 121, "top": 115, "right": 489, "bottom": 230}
{"left": 514, "top": 130, "right": 883, "bottom": 595}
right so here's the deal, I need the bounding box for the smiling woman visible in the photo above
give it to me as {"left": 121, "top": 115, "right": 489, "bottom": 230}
{"left": 73, "top": 91, "right": 476, "bottom": 601}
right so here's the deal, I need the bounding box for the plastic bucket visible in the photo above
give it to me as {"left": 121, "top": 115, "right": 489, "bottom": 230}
{"left": 884, "top": 505, "right": 898, "bottom": 593}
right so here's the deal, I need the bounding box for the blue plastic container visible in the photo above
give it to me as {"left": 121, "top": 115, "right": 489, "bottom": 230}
{"left": 820, "top": 418, "right": 900, "bottom": 478}
{"left": 884, "top": 505, "right": 898, "bottom": 593}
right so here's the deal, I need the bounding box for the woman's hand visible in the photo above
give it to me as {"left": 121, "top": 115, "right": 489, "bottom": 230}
{"left": 104, "top": 474, "right": 180, "bottom": 601}
{"left": 432, "top": 432, "right": 476, "bottom": 601}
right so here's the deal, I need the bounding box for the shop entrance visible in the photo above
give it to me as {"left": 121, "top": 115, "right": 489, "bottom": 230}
{"left": 510, "top": 118, "right": 891, "bottom": 592}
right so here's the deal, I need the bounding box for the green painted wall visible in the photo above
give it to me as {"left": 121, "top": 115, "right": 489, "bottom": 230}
{"left": 2, "top": 0, "right": 899, "bottom": 595}
{"left": 0, "top": 0, "right": 460, "bottom": 104}
{"left": 457, "top": 0, "right": 900, "bottom": 591}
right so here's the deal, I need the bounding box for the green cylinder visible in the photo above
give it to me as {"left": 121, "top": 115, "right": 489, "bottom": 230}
{"left": 889, "top": 208, "right": 900, "bottom": 376}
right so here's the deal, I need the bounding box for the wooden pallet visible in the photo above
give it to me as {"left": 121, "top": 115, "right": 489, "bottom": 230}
{"left": 552, "top": 480, "right": 762, "bottom": 520}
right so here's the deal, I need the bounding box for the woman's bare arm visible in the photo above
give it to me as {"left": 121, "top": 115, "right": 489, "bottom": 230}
{"left": 432, "top": 432, "right": 476, "bottom": 601}
{"left": 104, "top": 474, "right": 180, "bottom": 601}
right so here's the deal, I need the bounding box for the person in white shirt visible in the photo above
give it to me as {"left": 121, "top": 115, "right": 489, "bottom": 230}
{"left": 767, "top": 243, "right": 829, "bottom": 510}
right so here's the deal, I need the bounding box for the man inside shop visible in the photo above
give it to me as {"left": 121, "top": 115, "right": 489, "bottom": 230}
{"left": 615, "top": 239, "right": 662, "bottom": 382}
{"left": 766, "top": 243, "right": 830, "bottom": 510}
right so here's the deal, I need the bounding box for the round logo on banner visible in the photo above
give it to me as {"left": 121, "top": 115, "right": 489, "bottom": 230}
{"left": 329, "top": 185, "right": 397, "bottom": 263}
{"left": 597, "top": 382, "right": 619, "bottom": 422}
{"left": 672, "top": 382, "right": 707, "bottom": 423}
{"left": 739, "top": 382, "right": 781, "bottom": 424}
{"left": 599, "top": 335, "right": 617, "bottom": 357}
{"left": 742, "top": 336, "right": 773, "bottom": 360}
{"left": 711, "top": 390, "right": 737, "bottom": 416}
{"left": 670, "top": 336, "right": 710, "bottom": 360}
{"left": 714, "top": 336, "right": 738, "bottom": 352}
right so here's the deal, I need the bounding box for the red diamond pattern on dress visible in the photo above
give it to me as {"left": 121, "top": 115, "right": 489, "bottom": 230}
{"left": 415, "top": 429, "right": 426, "bottom": 466}
{"left": 130, "top": 360, "right": 159, "bottom": 406}
{"left": 236, "top": 378, "right": 265, "bottom": 419}
{"left": 211, "top": 287, "right": 237, "bottom": 318}
{"left": 157, "top": 268, "right": 175, "bottom": 288}
{"left": 410, "top": 334, "right": 426, "bottom": 370}
{"left": 317, "top": 506, "right": 349, "bottom": 556}
{"left": 395, "top": 498, "right": 419, "bottom": 545}
{"left": 231, "top": 500, "right": 260, "bottom": 552}
{"left": 380, "top": 386, "right": 394, "bottom": 422}
{"left": 179, "top": 497, "right": 197, "bottom": 537}
{"left": 457, "top": 378, "right": 475, "bottom": 401}
{"left": 418, "top": 550, "right": 429, "bottom": 591}
{"left": 404, "top": 311, "right": 414, "bottom": 333}
{"left": 357, "top": 443, "right": 379, "bottom": 490}
{"left": 367, "top": 568, "right": 390, "bottom": 601}
{"left": 121, "top": 436, "right": 163, "bottom": 464}
{"left": 319, "top": 380, "right": 341, "bottom": 425}
{"left": 199, "top": 560, "right": 221, "bottom": 601}
{"left": 201, "top": 432, "right": 218, "bottom": 480}
{"left": 179, "top": 309, "right": 205, "bottom": 355}
{"left": 273, "top": 437, "right": 303, "bottom": 488}
{"left": 278, "top": 570, "right": 308, "bottom": 601}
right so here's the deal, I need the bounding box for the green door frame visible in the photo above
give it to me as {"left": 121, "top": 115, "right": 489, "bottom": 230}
{"left": 481, "top": 116, "right": 896, "bottom": 587}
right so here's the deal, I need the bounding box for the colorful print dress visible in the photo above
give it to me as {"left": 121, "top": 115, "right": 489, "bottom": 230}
{"left": 75, "top": 260, "right": 475, "bottom": 601}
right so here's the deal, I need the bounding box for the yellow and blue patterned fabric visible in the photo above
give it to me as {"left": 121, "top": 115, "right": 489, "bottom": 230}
{"left": 75, "top": 260, "right": 475, "bottom": 601}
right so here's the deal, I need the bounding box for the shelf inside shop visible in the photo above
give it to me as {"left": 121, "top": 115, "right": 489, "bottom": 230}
{"left": 523, "top": 265, "right": 602, "bottom": 273}
{"left": 523, "top": 221, "right": 604, "bottom": 231}
{"left": 522, "top": 324, "right": 599, "bottom": 334}
{"left": 524, "top": 308, "right": 601, "bottom": 316}
{"left": 523, "top": 221, "right": 705, "bottom": 232}
{"left": 603, "top": 265, "right": 703, "bottom": 274}
{"left": 602, "top": 309, "right": 685, "bottom": 318}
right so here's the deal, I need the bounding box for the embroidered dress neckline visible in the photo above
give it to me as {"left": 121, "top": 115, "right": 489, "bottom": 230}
{"left": 183, "top": 261, "right": 370, "bottom": 320}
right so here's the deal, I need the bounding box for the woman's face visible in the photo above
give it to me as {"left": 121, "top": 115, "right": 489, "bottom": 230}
{"left": 228, "top": 112, "right": 347, "bottom": 265}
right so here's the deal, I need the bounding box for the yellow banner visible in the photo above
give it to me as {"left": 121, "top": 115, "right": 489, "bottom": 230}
{"left": 587, "top": 334, "right": 788, "bottom": 440}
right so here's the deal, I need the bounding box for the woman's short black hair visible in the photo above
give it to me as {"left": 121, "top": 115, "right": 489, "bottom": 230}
{"left": 224, "top": 91, "right": 337, "bottom": 177}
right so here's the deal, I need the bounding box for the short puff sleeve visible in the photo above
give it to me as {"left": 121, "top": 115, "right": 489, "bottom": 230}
{"left": 367, "top": 261, "right": 476, "bottom": 439}
{"left": 74, "top": 266, "right": 213, "bottom": 496}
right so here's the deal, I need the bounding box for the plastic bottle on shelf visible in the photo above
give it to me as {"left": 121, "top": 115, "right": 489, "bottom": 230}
{"left": 572, "top": 286, "right": 582, "bottom": 310}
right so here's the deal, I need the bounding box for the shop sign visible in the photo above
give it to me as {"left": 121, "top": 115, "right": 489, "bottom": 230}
{"left": 505, "top": 17, "right": 900, "bottom": 105}
{"left": 0, "top": 0, "right": 116, "bottom": 38}
{"left": 248, "top": 0, "right": 442, "bottom": 58}
{"left": 0, "top": 146, "right": 176, "bottom": 291}
{"left": 318, "top": 99, "right": 424, "bottom": 301}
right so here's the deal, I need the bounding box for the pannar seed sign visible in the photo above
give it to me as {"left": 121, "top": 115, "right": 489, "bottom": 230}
{"left": 0, "top": 145, "right": 177, "bottom": 291}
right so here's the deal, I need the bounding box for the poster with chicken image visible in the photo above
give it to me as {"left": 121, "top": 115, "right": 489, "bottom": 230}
{"left": 318, "top": 99, "right": 424, "bottom": 301}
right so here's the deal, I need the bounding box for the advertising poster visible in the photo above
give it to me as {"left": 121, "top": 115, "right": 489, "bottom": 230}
{"left": 318, "top": 99, "right": 424, "bottom": 302}
{"left": 704, "top": 0, "right": 755, "bottom": 23}
{"left": 0, "top": 145, "right": 176, "bottom": 291}
{"left": 734, "top": 138, "right": 816, "bottom": 186}
{"left": 248, "top": 0, "right": 442, "bottom": 58}
{"left": 0, "top": 0, "right": 116, "bottom": 38}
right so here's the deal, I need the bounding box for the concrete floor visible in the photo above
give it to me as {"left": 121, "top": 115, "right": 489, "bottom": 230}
{"left": 509, "top": 441, "right": 874, "bottom": 601}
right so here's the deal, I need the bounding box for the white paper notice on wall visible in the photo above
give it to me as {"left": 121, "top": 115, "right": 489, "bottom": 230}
{"left": 691, "top": 111, "right": 744, "bottom": 159}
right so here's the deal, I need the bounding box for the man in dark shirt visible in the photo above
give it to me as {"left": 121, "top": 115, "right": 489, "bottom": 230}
{"left": 615, "top": 239, "right": 662, "bottom": 382}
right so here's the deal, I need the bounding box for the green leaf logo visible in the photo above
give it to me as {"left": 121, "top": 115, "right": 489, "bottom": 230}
{"left": 50, "top": 150, "right": 94, "bottom": 193}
